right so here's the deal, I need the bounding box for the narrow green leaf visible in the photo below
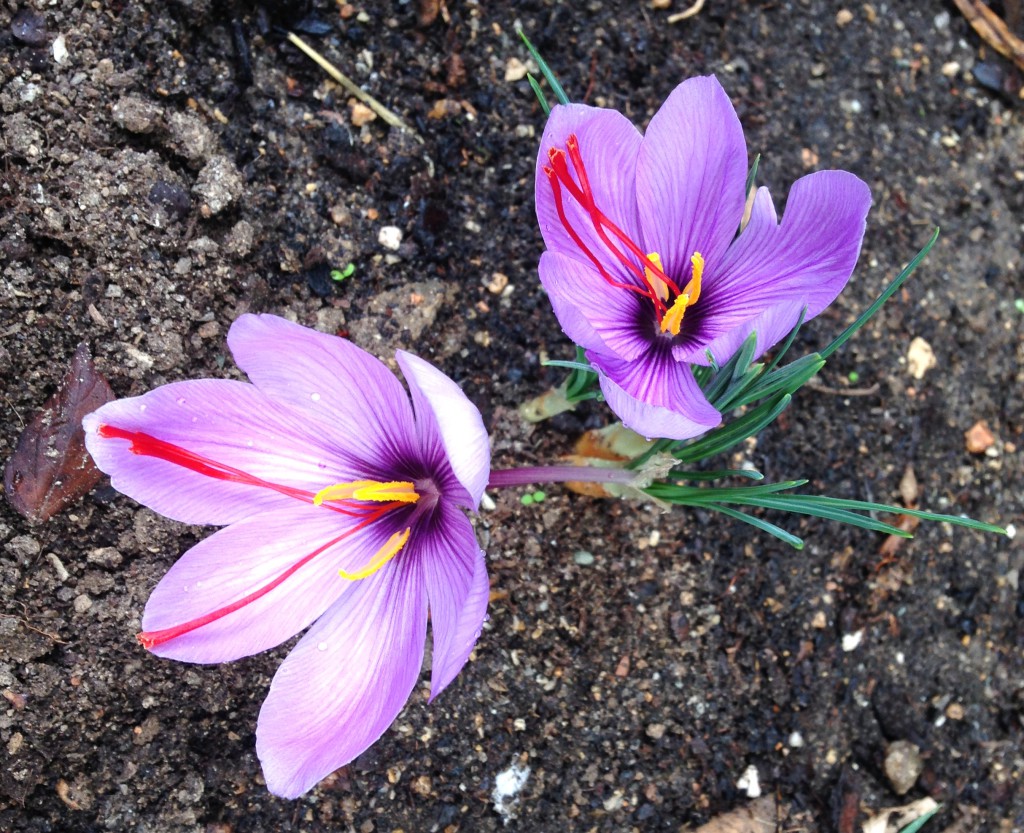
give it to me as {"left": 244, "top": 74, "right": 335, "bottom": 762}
{"left": 708, "top": 504, "right": 805, "bottom": 549}
{"left": 898, "top": 805, "right": 942, "bottom": 833}
{"left": 820, "top": 228, "right": 939, "bottom": 361}
{"left": 668, "top": 469, "right": 765, "bottom": 482}
{"left": 518, "top": 29, "right": 570, "bottom": 106}
{"left": 763, "top": 306, "right": 807, "bottom": 374}
{"left": 526, "top": 74, "right": 551, "bottom": 115}
{"left": 673, "top": 393, "right": 792, "bottom": 464}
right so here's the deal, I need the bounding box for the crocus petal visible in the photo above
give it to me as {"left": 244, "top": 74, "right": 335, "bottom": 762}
{"left": 536, "top": 104, "right": 645, "bottom": 281}
{"left": 589, "top": 348, "right": 721, "bottom": 440}
{"left": 141, "top": 502, "right": 409, "bottom": 663}
{"left": 681, "top": 171, "right": 872, "bottom": 362}
{"left": 636, "top": 75, "right": 748, "bottom": 278}
{"left": 83, "top": 379, "right": 363, "bottom": 526}
{"left": 699, "top": 301, "right": 806, "bottom": 367}
{"left": 256, "top": 557, "right": 427, "bottom": 799}
{"left": 538, "top": 251, "right": 648, "bottom": 361}
{"left": 416, "top": 501, "right": 489, "bottom": 700}
{"left": 396, "top": 351, "right": 490, "bottom": 510}
{"left": 227, "top": 314, "right": 417, "bottom": 473}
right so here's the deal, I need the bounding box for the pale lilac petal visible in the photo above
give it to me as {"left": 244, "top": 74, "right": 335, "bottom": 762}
{"left": 590, "top": 348, "right": 721, "bottom": 440}
{"left": 83, "top": 379, "right": 363, "bottom": 526}
{"left": 417, "top": 501, "right": 489, "bottom": 700}
{"left": 141, "top": 503, "right": 410, "bottom": 664}
{"left": 536, "top": 104, "right": 645, "bottom": 281}
{"left": 396, "top": 352, "right": 490, "bottom": 509}
{"left": 636, "top": 76, "right": 748, "bottom": 280}
{"left": 538, "top": 251, "right": 648, "bottom": 360}
{"left": 228, "top": 314, "right": 417, "bottom": 470}
{"left": 698, "top": 301, "right": 806, "bottom": 366}
{"left": 256, "top": 557, "right": 427, "bottom": 799}
{"left": 682, "top": 171, "right": 871, "bottom": 361}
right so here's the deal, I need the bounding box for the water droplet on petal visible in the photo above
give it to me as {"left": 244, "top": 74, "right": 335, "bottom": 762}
{"left": 191, "top": 416, "right": 198, "bottom": 423}
{"left": 182, "top": 584, "right": 189, "bottom": 592}
{"left": 246, "top": 440, "right": 254, "bottom": 448}
{"left": 176, "top": 397, "right": 186, "bottom": 406}
{"left": 317, "top": 641, "right": 328, "bottom": 652}
{"left": 139, "top": 404, "right": 147, "bottom": 413}
{"left": 310, "top": 392, "right": 321, "bottom": 402}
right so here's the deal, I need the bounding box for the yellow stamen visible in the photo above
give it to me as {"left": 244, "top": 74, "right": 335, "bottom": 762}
{"left": 645, "top": 251, "right": 668, "bottom": 302}
{"left": 659, "top": 251, "right": 704, "bottom": 336}
{"left": 339, "top": 528, "right": 411, "bottom": 580}
{"left": 313, "top": 480, "right": 419, "bottom": 506}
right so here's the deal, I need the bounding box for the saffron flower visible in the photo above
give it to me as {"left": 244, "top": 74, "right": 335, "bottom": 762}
{"left": 535, "top": 75, "right": 872, "bottom": 440}
{"left": 83, "top": 314, "right": 491, "bottom": 798}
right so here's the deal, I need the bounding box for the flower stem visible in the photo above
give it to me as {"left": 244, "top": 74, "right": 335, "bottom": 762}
{"left": 488, "top": 465, "right": 637, "bottom": 489}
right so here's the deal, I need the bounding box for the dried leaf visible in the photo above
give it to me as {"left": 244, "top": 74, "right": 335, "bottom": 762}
{"left": 693, "top": 796, "right": 787, "bottom": 833}
{"left": 4, "top": 343, "right": 114, "bottom": 523}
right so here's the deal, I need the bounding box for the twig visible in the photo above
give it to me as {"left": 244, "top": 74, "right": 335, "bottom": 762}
{"left": 668, "top": 0, "right": 706, "bottom": 24}
{"left": 286, "top": 32, "right": 424, "bottom": 144}
{"left": 805, "top": 381, "right": 881, "bottom": 397}
{"left": 952, "top": 0, "right": 1024, "bottom": 71}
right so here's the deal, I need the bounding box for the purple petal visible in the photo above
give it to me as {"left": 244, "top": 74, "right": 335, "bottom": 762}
{"left": 396, "top": 351, "right": 490, "bottom": 510}
{"left": 538, "top": 251, "right": 649, "bottom": 361}
{"left": 536, "top": 104, "right": 645, "bottom": 282}
{"left": 417, "top": 501, "right": 489, "bottom": 700}
{"left": 589, "top": 348, "right": 721, "bottom": 441}
{"left": 83, "top": 379, "right": 363, "bottom": 526}
{"left": 636, "top": 76, "right": 748, "bottom": 279}
{"left": 681, "top": 171, "right": 872, "bottom": 362}
{"left": 140, "top": 503, "right": 409, "bottom": 664}
{"left": 256, "top": 556, "right": 428, "bottom": 799}
{"left": 227, "top": 314, "right": 417, "bottom": 470}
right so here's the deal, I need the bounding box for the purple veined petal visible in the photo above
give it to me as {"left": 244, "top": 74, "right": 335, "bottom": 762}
{"left": 536, "top": 103, "right": 646, "bottom": 284}
{"left": 589, "top": 348, "right": 721, "bottom": 441}
{"left": 227, "top": 314, "right": 418, "bottom": 472}
{"left": 256, "top": 555, "right": 428, "bottom": 799}
{"left": 395, "top": 351, "right": 490, "bottom": 509}
{"left": 539, "top": 251, "right": 650, "bottom": 362}
{"left": 679, "top": 170, "right": 872, "bottom": 363}
{"left": 83, "top": 379, "right": 366, "bottom": 526}
{"left": 415, "top": 501, "right": 489, "bottom": 701}
{"left": 636, "top": 76, "right": 748, "bottom": 280}
{"left": 140, "top": 502, "right": 408, "bottom": 664}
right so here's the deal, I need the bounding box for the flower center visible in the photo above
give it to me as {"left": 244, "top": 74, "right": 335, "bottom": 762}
{"left": 543, "top": 133, "right": 703, "bottom": 335}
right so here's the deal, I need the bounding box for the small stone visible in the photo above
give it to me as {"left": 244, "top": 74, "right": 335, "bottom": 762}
{"left": 884, "top": 740, "right": 923, "bottom": 795}
{"left": 841, "top": 629, "right": 863, "bottom": 652}
{"left": 485, "top": 272, "right": 509, "bottom": 294}
{"left": 645, "top": 723, "right": 666, "bottom": 740}
{"left": 378, "top": 225, "right": 403, "bottom": 250}
{"left": 906, "top": 336, "right": 936, "bottom": 379}
{"left": 504, "top": 57, "right": 528, "bottom": 82}
{"left": 5, "top": 535, "right": 41, "bottom": 560}
{"left": 836, "top": 9, "right": 854, "bottom": 26}
{"left": 811, "top": 610, "right": 828, "bottom": 629}
{"left": 945, "top": 702, "right": 965, "bottom": 720}
{"left": 350, "top": 101, "right": 377, "bottom": 126}
{"left": 330, "top": 204, "right": 351, "bottom": 226}
{"left": 941, "top": 61, "right": 961, "bottom": 78}
{"left": 573, "top": 550, "right": 595, "bottom": 566}
{"left": 73, "top": 594, "right": 93, "bottom": 614}
{"left": 964, "top": 421, "right": 996, "bottom": 454}
{"left": 736, "top": 765, "right": 761, "bottom": 798}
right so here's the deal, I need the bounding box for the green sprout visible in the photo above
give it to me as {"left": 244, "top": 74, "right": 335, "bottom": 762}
{"left": 331, "top": 263, "right": 356, "bottom": 282}
{"left": 520, "top": 490, "right": 547, "bottom": 506}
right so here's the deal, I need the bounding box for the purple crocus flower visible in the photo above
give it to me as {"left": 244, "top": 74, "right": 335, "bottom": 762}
{"left": 83, "top": 314, "right": 490, "bottom": 798}
{"left": 535, "top": 75, "right": 872, "bottom": 440}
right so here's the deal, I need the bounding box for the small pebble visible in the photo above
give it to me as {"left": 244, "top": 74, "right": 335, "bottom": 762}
{"left": 350, "top": 101, "right": 376, "bottom": 126}
{"left": 573, "top": 550, "right": 595, "bottom": 566}
{"left": 884, "top": 740, "right": 923, "bottom": 795}
{"left": 504, "top": 57, "right": 528, "bottom": 82}
{"left": 835, "top": 9, "right": 854, "bottom": 27}
{"left": 378, "top": 225, "right": 403, "bottom": 250}
{"left": 906, "top": 336, "right": 936, "bottom": 379}
{"left": 964, "top": 420, "right": 996, "bottom": 454}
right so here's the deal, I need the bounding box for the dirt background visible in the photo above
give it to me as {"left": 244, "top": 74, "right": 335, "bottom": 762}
{"left": 1, "top": 1, "right": 1022, "bottom": 831}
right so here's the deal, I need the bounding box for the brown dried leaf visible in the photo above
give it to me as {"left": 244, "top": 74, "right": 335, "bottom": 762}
{"left": 693, "top": 796, "right": 787, "bottom": 833}
{"left": 4, "top": 343, "right": 114, "bottom": 523}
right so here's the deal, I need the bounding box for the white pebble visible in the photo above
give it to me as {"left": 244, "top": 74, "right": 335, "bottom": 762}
{"left": 378, "top": 225, "right": 403, "bottom": 251}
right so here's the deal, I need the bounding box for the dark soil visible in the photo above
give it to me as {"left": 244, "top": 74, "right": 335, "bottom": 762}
{"left": 2, "top": 1, "right": 1022, "bottom": 830}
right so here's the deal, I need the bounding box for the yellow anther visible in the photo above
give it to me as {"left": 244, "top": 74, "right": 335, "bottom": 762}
{"left": 313, "top": 480, "right": 419, "bottom": 506}
{"left": 644, "top": 252, "right": 669, "bottom": 302}
{"left": 339, "top": 528, "right": 411, "bottom": 580}
{"left": 658, "top": 251, "right": 704, "bottom": 336}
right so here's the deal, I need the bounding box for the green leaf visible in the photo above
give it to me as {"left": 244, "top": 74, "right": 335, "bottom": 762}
{"left": 518, "top": 29, "right": 570, "bottom": 106}
{"left": 673, "top": 393, "right": 792, "bottom": 464}
{"left": 708, "top": 504, "right": 805, "bottom": 549}
{"left": 526, "top": 74, "right": 551, "bottom": 115}
{"left": 820, "top": 228, "right": 939, "bottom": 361}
